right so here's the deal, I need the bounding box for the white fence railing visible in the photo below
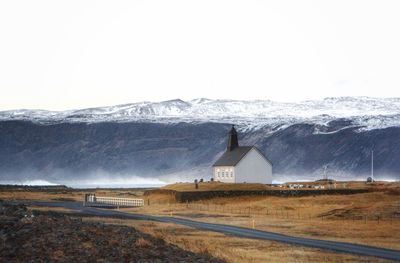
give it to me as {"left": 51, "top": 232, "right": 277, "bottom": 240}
{"left": 84, "top": 194, "right": 144, "bottom": 208}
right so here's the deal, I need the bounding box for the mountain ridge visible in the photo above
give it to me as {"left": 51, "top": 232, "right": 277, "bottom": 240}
{"left": 1, "top": 97, "right": 400, "bottom": 132}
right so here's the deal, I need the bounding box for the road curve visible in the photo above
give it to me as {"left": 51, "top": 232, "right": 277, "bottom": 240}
{"left": 20, "top": 201, "right": 400, "bottom": 261}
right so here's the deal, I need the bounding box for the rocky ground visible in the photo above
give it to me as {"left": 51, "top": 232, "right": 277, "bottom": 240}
{"left": 0, "top": 202, "right": 224, "bottom": 262}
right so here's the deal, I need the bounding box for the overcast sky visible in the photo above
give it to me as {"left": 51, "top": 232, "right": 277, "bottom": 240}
{"left": 0, "top": 0, "right": 399, "bottom": 110}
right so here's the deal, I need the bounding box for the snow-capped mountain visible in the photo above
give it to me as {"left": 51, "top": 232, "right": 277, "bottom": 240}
{"left": 1, "top": 97, "right": 400, "bottom": 131}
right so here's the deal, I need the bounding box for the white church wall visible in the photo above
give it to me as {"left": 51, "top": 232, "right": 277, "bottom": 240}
{"left": 213, "top": 166, "right": 235, "bottom": 183}
{"left": 235, "top": 148, "right": 272, "bottom": 184}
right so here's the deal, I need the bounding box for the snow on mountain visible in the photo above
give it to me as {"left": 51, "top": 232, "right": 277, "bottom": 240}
{"left": 1, "top": 97, "right": 400, "bottom": 131}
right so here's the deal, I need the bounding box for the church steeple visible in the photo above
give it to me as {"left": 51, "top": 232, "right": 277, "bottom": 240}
{"left": 227, "top": 125, "right": 239, "bottom": 151}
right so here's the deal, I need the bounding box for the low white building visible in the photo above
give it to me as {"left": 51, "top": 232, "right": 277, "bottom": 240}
{"left": 212, "top": 126, "right": 273, "bottom": 184}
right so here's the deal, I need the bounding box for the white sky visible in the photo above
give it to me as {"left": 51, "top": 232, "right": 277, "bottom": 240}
{"left": 1, "top": 0, "right": 400, "bottom": 110}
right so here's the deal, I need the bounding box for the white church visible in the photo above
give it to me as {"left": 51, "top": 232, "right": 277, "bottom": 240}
{"left": 213, "top": 126, "right": 273, "bottom": 184}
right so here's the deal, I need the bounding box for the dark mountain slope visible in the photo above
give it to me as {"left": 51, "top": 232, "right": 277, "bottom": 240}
{"left": 0, "top": 120, "right": 399, "bottom": 182}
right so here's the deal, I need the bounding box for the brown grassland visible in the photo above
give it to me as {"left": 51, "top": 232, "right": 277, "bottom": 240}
{"left": 1, "top": 181, "right": 399, "bottom": 262}
{"left": 80, "top": 217, "right": 390, "bottom": 263}
{"left": 130, "top": 182, "right": 400, "bottom": 251}
{"left": 0, "top": 188, "right": 146, "bottom": 202}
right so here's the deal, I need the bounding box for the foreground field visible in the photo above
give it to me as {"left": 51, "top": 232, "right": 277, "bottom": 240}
{"left": 1, "top": 202, "right": 222, "bottom": 262}
{"left": 82, "top": 217, "right": 391, "bottom": 263}
{"left": 1, "top": 181, "right": 399, "bottom": 262}
{"left": 24, "top": 204, "right": 394, "bottom": 263}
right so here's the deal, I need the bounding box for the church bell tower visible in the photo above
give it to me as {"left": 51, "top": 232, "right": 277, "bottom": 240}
{"left": 227, "top": 125, "right": 239, "bottom": 151}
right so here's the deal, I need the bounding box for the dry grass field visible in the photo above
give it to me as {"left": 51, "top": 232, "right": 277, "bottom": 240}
{"left": 162, "top": 182, "right": 270, "bottom": 191}
{"left": 0, "top": 189, "right": 84, "bottom": 202}
{"left": 123, "top": 182, "right": 400, "bottom": 252}
{"left": 81, "top": 217, "right": 391, "bottom": 263}
{"left": 2, "top": 181, "right": 399, "bottom": 262}
{"left": 126, "top": 182, "right": 400, "bottom": 250}
{"left": 0, "top": 188, "right": 146, "bottom": 202}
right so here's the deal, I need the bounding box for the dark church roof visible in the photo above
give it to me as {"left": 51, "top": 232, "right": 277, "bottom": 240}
{"left": 213, "top": 146, "right": 253, "bottom": 166}
{"left": 213, "top": 125, "right": 272, "bottom": 167}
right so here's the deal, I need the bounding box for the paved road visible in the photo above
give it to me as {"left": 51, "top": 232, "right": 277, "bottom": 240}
{"left": 20, "top": 201, "right": 400, "bottom": 261}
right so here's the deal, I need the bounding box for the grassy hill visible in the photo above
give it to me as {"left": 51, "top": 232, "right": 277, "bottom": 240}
{"left": 161, "top": 182, "right": 270, "bottom": 192}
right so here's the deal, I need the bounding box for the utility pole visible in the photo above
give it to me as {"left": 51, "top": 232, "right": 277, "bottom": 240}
{"left": 323, "top": 165, "right": 328, "bottom": 181}
{"left": 371, "top": 150, "right": 374, "bottom": 182}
